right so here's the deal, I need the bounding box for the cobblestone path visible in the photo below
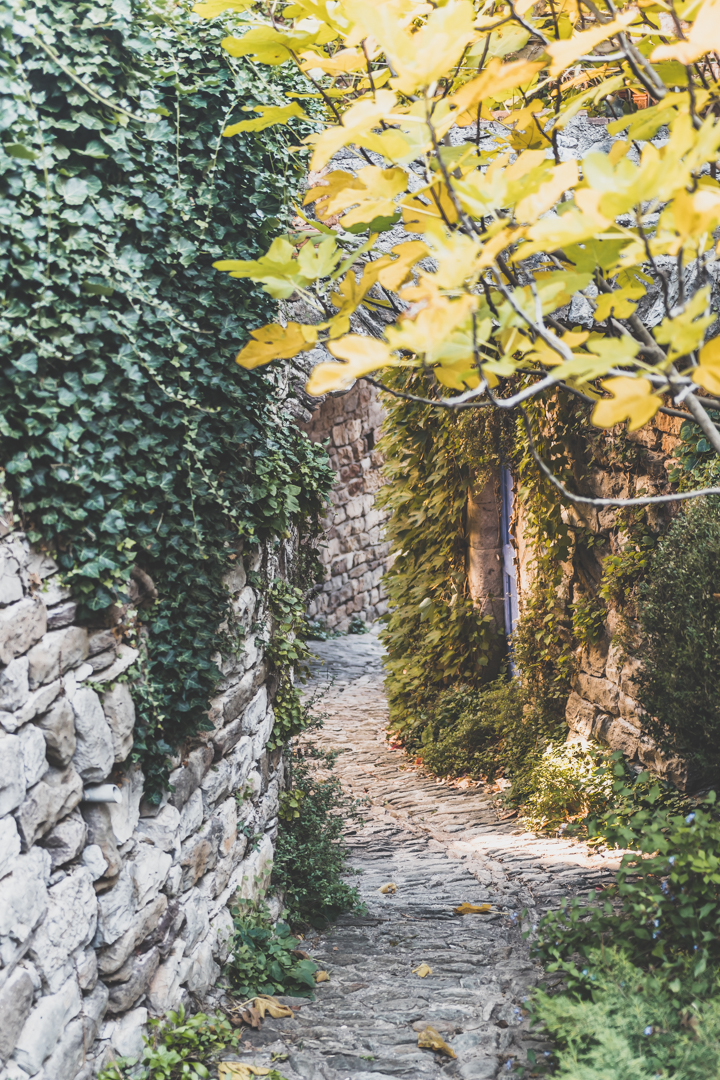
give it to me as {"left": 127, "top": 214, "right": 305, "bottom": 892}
{"left": 230, "top": 631, "right": 619, "bottom": 1080}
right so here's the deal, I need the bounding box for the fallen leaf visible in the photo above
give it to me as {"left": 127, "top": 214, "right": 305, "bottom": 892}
{"left": 254, "top": 995, "right": 294, "bottom": 1019}
{"left": 417, "top": 1025, "right": 457, "bottom": 1058}
{"left": 232, "top": 1005, "right": 262, "bottom": 1029}
{"left": 454, "top": 902, "right": 492, "bottom": 915}
{"left": 412, "top": 963, "right": 433, "bottom": 978}
{"left": 378, "top": 882, "right": 397, "bottom": 894}
{"left": 218, "top": 1064, "right": 271, "bottom": 1079}
{"left": 315, "top": 970, "right": 330, "bottom": 982}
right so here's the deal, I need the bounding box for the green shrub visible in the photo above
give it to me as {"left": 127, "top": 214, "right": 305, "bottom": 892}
{"left": 637, "top": 495, "right": 720, "bottom": 778}
{"left": 272, "top": 745, "right": 363, "bottom": 929}
{"left": 98, "top": 1006, "right": 236, "bottom": 1079}
{"left": 529, "top": 949, "right": 720, "bottom": 1080}
{"left": 519, "top": 742, "right": 614, "bottom": 834}
{"left": 224, "top": 903, "right": 317, "bottom": 999}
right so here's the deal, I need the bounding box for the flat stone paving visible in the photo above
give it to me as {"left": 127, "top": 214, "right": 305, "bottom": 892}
{"left": 229, "top": 630, "right": 620, "bottom": 1079}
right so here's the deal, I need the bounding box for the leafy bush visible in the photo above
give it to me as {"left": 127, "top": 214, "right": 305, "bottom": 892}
{"left": 98, "top": 1006, "right": 236, "bottom": 1079}
{"left": 519, "top": 742, "right": 614, "bottom": 834}
{"left": 224, "top": 904, "right": 317, "bottom": 999}
{"left": 637, "top": 495, "right": 720, "bottom": 778}
{"left": 272, "top": 745, "right": 363, "bottom": 928}
{"left": 529, "top": 949, "right": 720, "bottom": 1080}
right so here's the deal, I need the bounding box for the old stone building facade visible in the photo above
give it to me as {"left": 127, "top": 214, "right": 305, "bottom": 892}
{"left": 302, "top": 381, "right": 392, "bottom": 632}
{"left": 0, "top": 504, "right": 285, "bottom": 1079}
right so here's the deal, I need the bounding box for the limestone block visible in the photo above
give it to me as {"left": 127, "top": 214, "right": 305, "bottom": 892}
{"left": 178, "top": 788, "right": 203, "bottom": 842}
{"left": 0, "top": 732, "right": 25, "bottom": 816}
{"left": 101, "top": 682, "right": 135, "bottom": 764}
{"left": 0, "top": 547, "right": 23, "bottom": 608}
{"left": 0, "top": 596, "right": 46, "bottom": 666}
{"left": 574, "top": 672, "right": 619, "bottom": 715}
{"left": 36, "top": 696, "right": 76, "bottom": 767}
{"left": 87, "top": 643, "right": 138, "bottom": 686}
{"left": 163, "top": 863, "right": 182, "bottom": 897}
{"left": 94, "top": 865, "right": 135, "bottom": 947}
{"left": 15, "top": 764, "right": 83, "bottom": 849}
{"left": 88, "top": 647, "right": 116, "bottom": 673}
{"left": 200, "top": 758, "right": 233, "bottom": 811}
{"left": 619, "top": 655, "right": 643, "bottom": 699}
{"left": 12, "top": 974, "right": 82, "bottom": 1075}
{"left": 81, "top": 803, "right": 122, "bottom": 879}
{"left": 252, "top": 708, "right": 275, "bottom": 759}
{"left": 183, "top": 935, "right": 219, "bottom": 994}
{"left": 0, "top": 969, "right": 34, "bottom": 1066}
{"left": 72, "top": 687, "right": 114, "bottom": 783}
{"left": 180, "top": 891, "right": 210, "bottom": 954}
{"left": 39, "top": 807, "right": 87, "bottom": 870}
{"left": 29, "top": 867, "right": 97, "bottom": 993}
{"left": 97, "top": 892, "right": 168, "bottom": 977}
{"left": 46, "top": 601, "right": 78, "bottom": 631}
{"left": 595, "top": 715, "right": 642, "bottom": 758}
{"left": 108, "top": 763, "right": 143, "bottom": 845}
{"left": 180, "top": 831, "right": 215, "bottom": 892}
{"left": 217, "top": 667, "right": 261, "bottom": 727}
{"left": 0, "top": 678, "right": 61, "bottom": 735}
{"left": 578, "top": 636, "right": 610, "bottom": 678}
{"left": 618, "top": 691, "right": 644, "bottom": 725}
{"left": 168, "top": 746, "right": 213, "bottom": 811}
{"left": 110, "top": 1006, "right": 147, "bottom": 1062}
{"left": 0, "top": 657, "right": 29, "bottom": 713}
{"left": 146, "top": 937, "right": 185, "bottom": 1014}
{"left": 105, "top": 947, "right": 160, "bottom": 1015}
{"left": 27, "top": 551, "right": 58, "bottom": 581}
{"left": 19, "top": 722, "right": 47, "bottom": 787}
{"left": 130, "top": 843, "right": 172, "bottom": 909}
{"left": 240, "top": 687, "right": 267, "bottom": 738}
{"left": 40, "top": 1017, "right": 85, "bottom": 1079}
{"left": 82, "top": 844, "right": 109, "bottom": 880}
{"left": 25, "top": 625, "right": 87, "bottom": 689}
{"left": 135, "top": 803, "right": 181, "bottom": 852}
{"left": 209, "top": 908, "right": 234, "bottom": 965}
{"left": 76, "top": 948, "right": 98, "bottom": 992}
{"left": 236, "top": 834, "right": 274, "bottom": 902}
{"left": 0, "top": 815, "right": 21, "bottom": 881}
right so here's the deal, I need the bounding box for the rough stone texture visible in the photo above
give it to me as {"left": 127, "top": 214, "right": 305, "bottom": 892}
{"left": 0, "top": 526, "right": 288, "bottom": 1078}
{"left": 302, "top": 381, "right": 391, "bottom": 631}
{"left": 222, "top": 633, "right": 619, "bottom": 1080}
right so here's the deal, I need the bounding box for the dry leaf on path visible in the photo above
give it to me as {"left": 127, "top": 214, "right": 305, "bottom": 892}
{"left": 378, "top": 882, "right": 397, "bottom": 894}
{"left": 454, "top": 902, "right": 492, "bottom": 915}
{"left": 417, "top": 1025, "right": 457, "bottom": 1058}
{"left": 254, "top": 995, "right": 294, "bottom": 1019}
{"left": 412, "top": 963, "right": 433, "bottom": 978}
{"left": 218, "top": 1064, "right": 271, "bottom": 1079}
{"left": 314, "top": 970, "right": 330, "bottom": 982}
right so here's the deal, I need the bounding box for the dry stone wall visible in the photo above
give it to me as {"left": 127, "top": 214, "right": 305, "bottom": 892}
{"left": 302, "top": 381, "right": 392, "bottom": 631}
{"left": 0, "top": 517, "right": 284, "bottom": 1079}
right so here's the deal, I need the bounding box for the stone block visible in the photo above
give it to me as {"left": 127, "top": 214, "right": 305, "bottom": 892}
{"left": 89, "top": 647, "right": 116, "bottom": 673}
{"left": 209, "top": 908, "right": 234, "bottom": 964}
{"left": 15, "top": 764, "right": 83, "bottom": 849}
{"left": 110, "top": 1006, "right": 147, "bottom": 1062}
{"left": 95, "top": 865, "right": 135, "bottom": 947}
{"left": 130, "top": 843, "right": 172, "bottom": 909}
{"left": 579, "top": 636, "right": 610, "bottom": 678}
{"left": 168, "top": 746, "right": 213, "bottom": 811}
{"left": 71, "top": 686, "right": 114, "bottom": 783}
{"left": 183, "top": 935, "right": 219, "bottom": 994}
{"left": 99, "top": 893, "right": 169, "bottom": 977}
{"left": 180, "top": 890, "right": 210, "bottom": 954}
{"left": 86, "top": 643, "right": 138, "bottom": 686}
{"left": 0, "top": 969, "right": 34, "bottom": 1066}
{"left": 0, "top": 597, "right": 46, "bottom": 666}
{"left": 81, "top": 803, "right": 122, "bottom": 879}
{"left": 0, "top": 814, "right": 21, "bottom": 881}
{"left": 0, "top": 678, "right": 62, "bottom": 735}
{"left": 36, "top": 696, "right": 76, "bottom": 767}
{"left": 46, "top": 601, "right": 77, "bottom": 631}
{"left": 26, "top": 625, "right": 87, "bottom": 688}
{"left": 218, "top": 668, "right": 260, "bottom": 728}
{"left": 30, "top": 868, "right": 97, "bottom": 993}
{"left": 12, "top": 974, "right": 82, "bottom": 1075}
{"left": 0, "top": 847, "right": 50, "bottom": 971}
{"left": 565, "top": 691, "right": 599, "bottom": 740}
{"left": 178, "top": 788, "right": 203, "bottom": 842}
{"left": 40, "top": 1016, "right": 85, "bottom": 1079}
{"left": 0, "top": 657, "right": 29, "bottom": 713}
{"left": 108, "top": 763, "right": 143, "bottom": 845}
{"left": 82, "top": 844, "right": 109, "bottom": 880}
{"left": 19, "top": 722, "right": 47, "bottom": 787}
{"left": 135, "top": 803, "right": 181, "bottom": 852}
{"left": 105, "top": 947, "right": 160, "bottom": 1015}
{"left": 76, "top": 948, "right": 98, "bottom": 991}
{"left": 39, "top": 807, "right": 86, "bottom": 870}
{"left": 146, "top": 937, "right": 185, "bottom": 1014}
{"left": 574, "top": 672, "right": 619, "bottom": 715}
{"left": 102, "top": 682, "right": 135, "bottom": 764}
{"left": 0, "top": 732, "right": 25, "bottom": 816}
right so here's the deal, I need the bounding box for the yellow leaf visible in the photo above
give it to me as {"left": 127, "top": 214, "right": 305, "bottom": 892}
{"left": 299, "top": 47, "right": 368, "bottom": 75}
{"left": 306, "top": 90, "right": 397, "bottom": 172}
{"left": 305, "top": 166, "right": 406, "bottom": 228}
{"left": 305, "top": 336, "right": 394, "bottom": 395}
{"left": 651, "top": 0, "right": 720, "bottom": 65}
{"left": 218, "top": 1065, "right": 271, "bottom": 1080}
{"left": 654, "top": 288, "right": 714, "bottom": 359}
{"left": 692, "top": 337, "right": 720, "bottom": 395}
{"left": 545, "top": 10, "right": 636, "bottom": 78}
{"left": 386, "top": 294, "right": 477, "bottom": 365}
{"left": 223, "top": 103, "right": 309, "bottom": 136}
{"left": 593, "top": 285, "right": 643, "bottom": 322}
{"left": 412, "top": 963, "right": 433, "bottom": 977}
{"left": 454, "top": 902, "right": 492, "bottom": 915}
{"left": 314, "top": 970, "right": 330, "bottom": 982}
{"left": 450, "top": 59, "right": 544, "bottom": 126}
{"left": 417, "top": 1025, "right": 457, "bottom": 1058}
{"left": 235, "top": 323, "right": 318, "bottom": 369}
{"left": 376, "top": 240, "right": 428, "bottom": 292}
{"left": 222, "top": 26, "right": 335, "bottom": 66}
{"left": 515, "top": 160, "right": 578, "bottom": 223}
{"left": 592, "top": 377, "right": 661, "bottom": 432}
{"left": 193, "top": 0, "right": 253, "bottom": 16}
{"left": 254, "top": 996, "right": 295, "bottom": 1019}
{"left": 215, "top": 236, "right": 340, "bottom": 298}
{"left": 378, "top": 881, "right": 398, "bottom": 894}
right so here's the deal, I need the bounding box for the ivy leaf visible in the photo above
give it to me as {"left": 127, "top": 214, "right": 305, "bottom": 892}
{"left": 592, "top": 377, "right": 661, "bottom": 432}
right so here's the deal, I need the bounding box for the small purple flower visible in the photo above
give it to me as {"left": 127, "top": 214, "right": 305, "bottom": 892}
{"left": 644, "top": 1026, "right": 653, "bottom": 1036}
{"left": 686, "top": 813, "right": 696, "bottom": 824}
{"left": 668, "top": 856, "right": 675, "bottom": 865}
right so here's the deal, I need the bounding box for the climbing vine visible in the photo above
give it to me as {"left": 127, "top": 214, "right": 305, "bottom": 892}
{"left": 0, "top": 0, "right": 332, "bottom": 798}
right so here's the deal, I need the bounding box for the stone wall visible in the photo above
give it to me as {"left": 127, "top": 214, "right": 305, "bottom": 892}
{"left": 0, "top": 514, "right": 284, "bottom": 1078}
{"left": 302, "top": 381, "right": 392, "bottom": 631}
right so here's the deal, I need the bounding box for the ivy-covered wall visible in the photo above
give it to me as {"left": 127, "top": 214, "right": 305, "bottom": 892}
{"left": 0, "top": 0, "right": 331, "bottom": 794}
